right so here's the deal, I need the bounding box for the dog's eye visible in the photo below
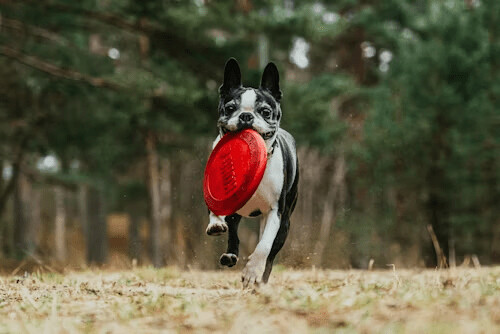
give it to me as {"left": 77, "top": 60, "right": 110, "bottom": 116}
{"left": 258, "top": 108, "right": 272, "bottom": 118}
{"left": 225, "top": 105, "right": 236, "bottom": 114}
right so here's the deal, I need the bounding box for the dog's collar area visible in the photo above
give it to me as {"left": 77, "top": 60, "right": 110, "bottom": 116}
{"left": 262, "top": 131, "right": 275, "bottom": 140}
{"left": 267, "top": 139, "right": 278, "bottom": 158}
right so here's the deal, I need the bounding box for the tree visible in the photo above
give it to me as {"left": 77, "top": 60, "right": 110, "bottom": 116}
{"left": 0, "top": 0, "right": 498, "bottom": 269}
{"left": 363, "top": 0, "right": 500, "bottom": 265}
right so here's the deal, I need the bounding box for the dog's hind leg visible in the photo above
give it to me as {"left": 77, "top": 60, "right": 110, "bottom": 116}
{"left": 220, "top": 214, "right": 241, "bottom": 267}
{"left": 262, "top": 157, "right": 299, "bottom": 283}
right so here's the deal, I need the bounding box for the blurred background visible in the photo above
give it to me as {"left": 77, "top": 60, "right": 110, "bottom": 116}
{"left": 0, "top": 0, "right": 498, "bottom": 272}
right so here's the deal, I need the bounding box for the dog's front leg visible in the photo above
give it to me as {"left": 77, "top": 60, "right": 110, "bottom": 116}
{"left": 242, "top": 208, "right": 280, "bottom": 287}
{"left": 206, "top": 211, "right": 228, "bottom": 236}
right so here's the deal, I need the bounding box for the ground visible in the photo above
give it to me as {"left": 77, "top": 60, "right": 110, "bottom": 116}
{"left": 0, "top": 266, "right": 499, "bottom": 333}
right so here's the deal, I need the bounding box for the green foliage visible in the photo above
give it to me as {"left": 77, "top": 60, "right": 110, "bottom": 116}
{"left": 283, "top": 74, "right": 354, "bottom": 150}
{"left": 362, "top": 0, "right": 500, "bottom": 257}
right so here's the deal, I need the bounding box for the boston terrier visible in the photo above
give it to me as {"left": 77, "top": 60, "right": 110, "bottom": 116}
{"left": 205, "top": 58, "right": 299, "bottom": 287}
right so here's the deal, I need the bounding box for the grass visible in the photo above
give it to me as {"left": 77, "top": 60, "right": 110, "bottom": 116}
{"left": 0, "top": 266, "right": 499, "bottom": 333}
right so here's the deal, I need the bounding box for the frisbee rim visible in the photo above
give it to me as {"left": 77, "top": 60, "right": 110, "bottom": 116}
{"left": 203, "top": 129, "right": 267, "bottom": 216}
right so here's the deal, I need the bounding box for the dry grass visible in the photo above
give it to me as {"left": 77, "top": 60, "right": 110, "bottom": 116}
{"left": 0, "top": 266, "right": 499, "bottom": 333}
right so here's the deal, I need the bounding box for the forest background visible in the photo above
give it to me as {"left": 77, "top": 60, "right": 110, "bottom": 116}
{"left": 0, "top": 0, "right": 498, "bottom": 271}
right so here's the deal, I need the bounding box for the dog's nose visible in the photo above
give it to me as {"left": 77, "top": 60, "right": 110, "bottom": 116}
{"left": 239, "top": 112, "right": 254, "bottom": 123}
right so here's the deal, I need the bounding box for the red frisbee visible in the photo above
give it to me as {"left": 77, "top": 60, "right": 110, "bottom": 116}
{"left": 204, "top": 129, "right": 267, "bottom": 216}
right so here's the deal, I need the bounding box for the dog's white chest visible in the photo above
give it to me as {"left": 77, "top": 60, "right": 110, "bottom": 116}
{"left": 236, "top": 146, "right": 284, "bottom": 217}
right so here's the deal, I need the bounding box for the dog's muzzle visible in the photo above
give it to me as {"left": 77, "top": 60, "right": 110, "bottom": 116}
{"left": 238, "top": 112, "right": 254, "bottom": 127}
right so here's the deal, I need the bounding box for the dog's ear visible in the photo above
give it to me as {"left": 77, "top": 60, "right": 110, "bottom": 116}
{"left": 219, "top": 58, "right": 241, "bottom": 96}
{"left": 260, "top": 62, "right": 282, "bottom": 101}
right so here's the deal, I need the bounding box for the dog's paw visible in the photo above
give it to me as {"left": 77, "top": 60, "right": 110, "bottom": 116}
{"left": 206, "top": 221, "right": 228, "bottom": 236}
{"left": 220, "top": 253, "right": 238, "bottom": 267}
{"left": 241, "top": 253, "right": 267, "bottom": 288}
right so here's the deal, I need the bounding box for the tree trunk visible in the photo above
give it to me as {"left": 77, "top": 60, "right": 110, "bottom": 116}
{"left": 0, "top": 159, "right": 4, "bottom": 203}
{"left": 426, "top": 189, "right": 449, "bottom": 267}
{"left": 78, "top": 185, "right": 88, "bottom": 244}
{"left": 128, "top": 210, "right": 142, "bottom": 262}
{"left": 13, "top": 171, "right": 35, "bottom": 258}
{"left": 491, "top": 219, "right": 500, "bottom": 262}
{"left": 159, "top": 158, "right": 172, "bottom": 263}
{"left": 31, "top": 186, "right": 41, "bottom": 253}
{"left": 86, "top": 186, "right": 108, "bottom": 265}
{"left": 0, "top": 159, "right": 4, "bottom": 256}
{"left": 313, "top": 153, "right": 346, "bottom": 266}
{"left": 258, "top": 34, "right": 269, "bottom": 70}
{"left": 54, "top": 186, "right": 66, "bottom": 262}
{"left": 299, "top": 148, "right": 323, "bottom": 246}
{"left": 425, "top": 114, "right": 450, "bottom": 267}
{"left": 0, "top": 155, "right": 23, "bottom": 222}
{"left": 146, "top": 132, "right": 163, "bottom": 267}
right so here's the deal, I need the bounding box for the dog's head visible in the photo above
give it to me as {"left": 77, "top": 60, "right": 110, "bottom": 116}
{"left": 217, "top": 58, "right": 282, "bottom": 143}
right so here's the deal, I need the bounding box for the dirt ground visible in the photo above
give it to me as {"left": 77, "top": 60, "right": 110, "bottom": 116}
{"left": 0, "top": 266, "right": 499, "bottom": 333}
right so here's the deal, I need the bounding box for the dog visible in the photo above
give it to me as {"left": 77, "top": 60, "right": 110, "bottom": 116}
{"left": 205, "top": 58, "right": 299, "bottom": 287}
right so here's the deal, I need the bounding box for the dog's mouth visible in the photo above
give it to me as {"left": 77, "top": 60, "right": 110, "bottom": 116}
{"left": 221, "top": 125, "right": 275, "bottom": 140}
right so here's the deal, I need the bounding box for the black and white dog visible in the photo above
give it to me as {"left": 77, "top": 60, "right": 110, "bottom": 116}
{"left": 206, "top": 58, "right": 299, "bottom": 287}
